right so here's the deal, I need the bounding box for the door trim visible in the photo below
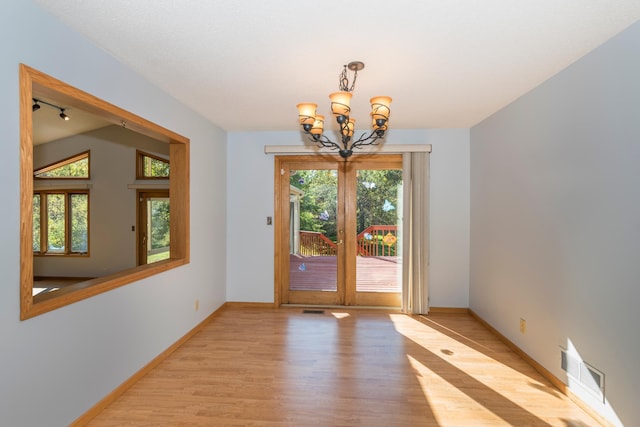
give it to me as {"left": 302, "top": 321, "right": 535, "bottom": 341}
{"left": 137, "top": 190, "right": 170, "bottom": 266}
{"left": 274, "top": 154, "right": 402, "bottom": 308}
{"left": 275, "top": 156, "right": 344, "bottom": 306}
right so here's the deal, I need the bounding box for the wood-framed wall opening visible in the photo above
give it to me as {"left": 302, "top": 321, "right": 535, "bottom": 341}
{"left": 20, "top": 64, "right": 190, "bottom": 320}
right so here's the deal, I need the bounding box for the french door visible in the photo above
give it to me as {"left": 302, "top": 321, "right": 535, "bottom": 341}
{"left": 275, "top": 155, "right": 402, "bottom": 307}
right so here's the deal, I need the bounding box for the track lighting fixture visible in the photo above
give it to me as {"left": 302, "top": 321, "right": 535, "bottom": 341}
{"left": 32, "top": 98, "right": 71, "bottom": 121}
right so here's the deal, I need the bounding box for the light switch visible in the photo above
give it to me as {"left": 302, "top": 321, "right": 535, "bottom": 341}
{"left": 267, "top": 216, "right": 272, "bottom": 225}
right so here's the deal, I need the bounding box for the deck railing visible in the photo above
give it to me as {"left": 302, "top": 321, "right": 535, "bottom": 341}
{"left": 357, "top": 225, "right": 398, "bottom": 256}
{"left": 299, "top": 225, "right": 398, "bottom": 257}
{"left": 299, "top": 231, "right": 337, "bottom": 256}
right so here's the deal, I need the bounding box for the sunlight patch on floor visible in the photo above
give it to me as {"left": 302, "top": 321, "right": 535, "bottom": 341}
{"left": 407, "top": 353, "right": 504, "bottom": 425}
{"left": 330, "top": 312, "right": 351, "bottom": 319}
{"left": 33, "top": 287, "right": 59, "bottom": 296}
{"left": 389, "top": 313, "right": 597, "bottom": 425}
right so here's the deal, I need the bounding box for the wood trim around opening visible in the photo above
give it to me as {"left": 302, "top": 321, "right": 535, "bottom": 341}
{"left": 19, "top": 63, "right": 190, "bottom": 320}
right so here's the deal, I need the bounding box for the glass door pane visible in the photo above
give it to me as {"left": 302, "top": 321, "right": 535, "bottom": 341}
{"left": 288, "top": 168, "right": 339, "bottom": 293}
{"left": 354, "top": 167, "right": 402, "bottom": 300}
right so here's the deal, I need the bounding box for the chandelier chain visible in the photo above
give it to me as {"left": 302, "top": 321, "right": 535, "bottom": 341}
{"left": 338, "top": 64, "right": 358, "bottom": 92}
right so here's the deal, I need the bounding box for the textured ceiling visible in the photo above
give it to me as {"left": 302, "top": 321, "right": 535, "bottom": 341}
{"left": 33, "top": 0, "right": 640, "bottom": 132}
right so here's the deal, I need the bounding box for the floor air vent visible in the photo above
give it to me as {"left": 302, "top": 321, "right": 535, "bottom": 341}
{"left": 302, "top": 309, "right": 325, "bottom": 314}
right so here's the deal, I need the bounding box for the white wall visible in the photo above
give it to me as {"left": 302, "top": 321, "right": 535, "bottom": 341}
{"left": 0, "top": 2, "right": 227, "bottom": 426}
{"left": 470, "top": 22, "right": 640, "bottom": 427}
{"left": 226, "top": 129, "right": 470, "bottom": 308}
{"left": 33, "top": 126, "right": 169, "bottom": 277}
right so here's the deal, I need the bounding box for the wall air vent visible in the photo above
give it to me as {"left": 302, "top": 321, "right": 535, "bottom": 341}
{"left": 581, "top": 362, "right": 605, "bottom": 397}
{"left": 560, "top": 348, "right": 605, "bottom": 402}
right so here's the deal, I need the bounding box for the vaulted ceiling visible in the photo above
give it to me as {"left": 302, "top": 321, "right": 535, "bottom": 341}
{"left": 34, "top": 0, "right": 640, "bottom": 132}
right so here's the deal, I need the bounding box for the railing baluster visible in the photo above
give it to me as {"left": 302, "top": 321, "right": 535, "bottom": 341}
{"left": 299, "top": 226, "right": 397, "bottom": 258}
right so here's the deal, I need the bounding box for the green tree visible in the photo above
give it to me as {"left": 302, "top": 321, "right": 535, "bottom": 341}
{"left": 144, "top": 156, "right": 170, "bottom": 177}
{"left": 291, "top": 169, "right": 338, "bottom": 241}
{"left": 70, "top": 193, "right": 88, "bottom": 252}
{"left": 46, "top": 193, "right": 65, "bottom": 251}
{"left": 37, "top": 157, "right": 89, "bottom": 178}
{"left": 356, "top": 169, "right": 401, "bottom": 232}
{"left": 290, "top": 168, "right": 402, "bottom": 242}
{"left": 150, "top": 199, "right": 170, "bottom": 249}
{"left": 32, "top": 195, "right": 41, "bottom": 251}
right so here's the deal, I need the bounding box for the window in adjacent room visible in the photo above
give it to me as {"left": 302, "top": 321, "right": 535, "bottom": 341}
{"left": 33, "top": 190, "right": 89, "bottom": 256}
{"left": 34, "top": 150, "right": 90, "bottom": 179}
{"left": 33, "top": 150, "right": 90, "bottom": 256}
{"left": 136, "top": 150, "right": 170, "bottom": 179}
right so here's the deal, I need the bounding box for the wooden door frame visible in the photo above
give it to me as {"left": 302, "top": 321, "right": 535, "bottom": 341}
{"left": 274, "top": 156, "right": 344, "bottom": 306}
{"left": 136, "top": 190, "right": 170, "bottom": 266}
{"left": 274, "top": 154, "right": 402, "bottom": 308}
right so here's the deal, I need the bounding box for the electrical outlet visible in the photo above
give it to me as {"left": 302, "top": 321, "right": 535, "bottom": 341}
{"left": 520, "top": 318, "right": 526, "bottom": 334}
{"left": 195, "top": 299, "right": 199, "bottom": 312}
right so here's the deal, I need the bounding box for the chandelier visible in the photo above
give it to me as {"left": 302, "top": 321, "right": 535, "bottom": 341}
{"left": 296, "top": 61, "right": 392, "bottom": 158}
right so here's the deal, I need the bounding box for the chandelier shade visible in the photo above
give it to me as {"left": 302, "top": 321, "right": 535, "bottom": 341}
{"left": 296, "top": 103, "right": 317, "bottom": 125}
{"left": 370, "top": 96, "right": 392, "bottom": 122}
{"left": 343, "top": 118, "right": 356, "bottom": 137}
{"left": 329, "top": 91, "right": 352, "bottom": 117}
{"left": 310, "top": 114, "right": 325, "bottom": 135}
{"left": 296, "top": 61, "right": 392, "bottom": 158}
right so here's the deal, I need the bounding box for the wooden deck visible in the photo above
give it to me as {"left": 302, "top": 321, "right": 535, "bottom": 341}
{"left": 289, "top": 254, "right": 401, "bottom": 292}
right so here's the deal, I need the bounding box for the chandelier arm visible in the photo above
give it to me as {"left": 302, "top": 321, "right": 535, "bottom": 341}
{"left": 349, "top": 131, "right": 383, "bottom": 149}
{"left": 305, "top": 129, "right": 384, "bottom": 150}
{"left": 306, "top": 133, "right": 341, "bottom": 151}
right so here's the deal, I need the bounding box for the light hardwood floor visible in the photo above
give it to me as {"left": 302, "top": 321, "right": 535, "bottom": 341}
{"left": 86, "top": 306, "right": 602, "bottom": 426}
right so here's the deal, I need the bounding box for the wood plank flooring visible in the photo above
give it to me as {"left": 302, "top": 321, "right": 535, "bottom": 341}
{"left": 86, "top": 306, "right": 601, "bottom": 426}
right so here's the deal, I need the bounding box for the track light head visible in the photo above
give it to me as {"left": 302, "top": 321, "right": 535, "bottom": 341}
{"left": 32, "top": 98, "right": 70, "bottom": 120}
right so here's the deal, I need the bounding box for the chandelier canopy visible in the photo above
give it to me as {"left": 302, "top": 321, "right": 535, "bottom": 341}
{"left": 296, "top": 61, "right": 392, "bottom": 158}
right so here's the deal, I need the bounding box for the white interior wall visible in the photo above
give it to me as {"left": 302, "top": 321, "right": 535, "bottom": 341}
{"left": 0, "top": 3, "right": 227, "bottom": 426}
{"left": 226, "top": 129, "right": 470, "bottom": 308}
{"left": 470, "top": 22, "right": 640, "bottom": 427}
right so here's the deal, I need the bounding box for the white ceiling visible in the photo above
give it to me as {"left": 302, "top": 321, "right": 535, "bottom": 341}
{"left": 34, "top": 0, "right": 640, "bottom": 132}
